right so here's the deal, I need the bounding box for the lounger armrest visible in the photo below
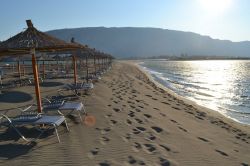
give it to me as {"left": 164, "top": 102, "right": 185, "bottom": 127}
{"left": 42, "top": 97, "right": 52, "bottom": 104}
{"left": 0, "top": 114, "right": 13, "bottom": 124}
{"left": 17, "top": 104, "right": 35, "bottom": 113}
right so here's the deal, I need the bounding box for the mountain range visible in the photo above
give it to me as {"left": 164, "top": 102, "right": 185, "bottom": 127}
{"left": 47, "top": 27, "right": 250, "bottom": 59}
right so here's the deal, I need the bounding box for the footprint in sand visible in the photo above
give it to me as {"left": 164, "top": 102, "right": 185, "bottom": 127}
{"left": 143, "top": 143, "right": 157, "bottom": 154}
{"left": 135, "top": 118, "right": 144, "bottom": 124}
{"left": 105, "top": 114, "right": 112, "bottom": 118}
{"left": 197, "top": 137, "right": 209, "bottom": 142}
{"left": 100, "top": 136, "right": 110, "bottom": 145}
{"left": 127, "top": 156, "right": 145, "bottom": 165}
{"left": 113, "top": 108, "right": 121, "bottom": 112}
{"left": 87, "top": 148, "right": 99, "bottom": 159}
{"left": 172, "top": 106, "right": 181, "bottom": 110}
{"left": 132, "top": 142, "right": 142, "bottom": 152}
{"left": 101, "top": 127, "right": 111, "bottom": 134}
{"left": 135, "top": 108, "right": 141, "bottom": 112}
{"left": 186, "top": 111, "right": 194, "bottom": 115}
{"left": 178, "top": 126, "right": 188, "bottom": 132}
{"left": 131, "top": 89, "right": 137, "bottom": 93}
{"left": 110, "top": 119, "right": 117, "bottom": 125}
{"left": 113, "top": 101, "right": 118, "bottom": 104}
{"left": 130, "top": 105, "right": 136, "bottom": 109}
{"left": 132, "top": 128, "right": 141, "bottom": 135}
{"left": 126, "top": 119, "right": 132, "bottom": 125}
{"left": 136, "top": 126, "right": 146, "bottom": 132}
{"left": 162, "top": 101, "right": 170, "bottom": 105}
{"left": 195, "top": 115, "right": 204, "bottom": 120}
{"left": 127, "top": 101, "right": 133, "bottom": 104}
{"left": 99, "top": 161, "right": 111, "bottom": 166}
{"left": 153, "top": 107, "right": 160, "bottom": 111}
{"left": 143, "top": 114, "right": 152, "bottom": 119}
{"left": 215, "top": 149, "right": 228, "bottom": 157}
{"left": 122, "top": 133, "right": 131, "bottom": 142}
{"left": 196, "top": 111, "right": 207, "bottom": 118}
{"left": 145, "top": 132, "right": 157, "bottom": 141}
{"left": 151, "top": 126, "right": 163, "bottom": 133}
{"left": 170, "top": 119, "right": 178, "bottom": 124}
{"left": 159, "top": 144, "right": 171, "bottom": 152}
{"left": 160, "top": 113, "right": 166, "bottom": 117}
{"left": 128, "top": 111, "right": 135, "bottom": 117}
{"left": 159, "top": 157, "right": 173, "bottom": 166}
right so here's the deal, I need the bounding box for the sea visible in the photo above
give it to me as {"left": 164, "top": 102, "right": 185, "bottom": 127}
{"left": 138, "top": 60, "right": 250, "bottom": 125}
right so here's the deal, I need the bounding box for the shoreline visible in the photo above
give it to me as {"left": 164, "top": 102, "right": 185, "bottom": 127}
{"left": 1, "top": 61, "right": 250, "bottom": 165}
{"left": 125, "top": 60, "right": 250, "bottom": 131}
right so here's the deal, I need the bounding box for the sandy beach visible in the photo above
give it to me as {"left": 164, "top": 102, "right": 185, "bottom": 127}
{"left": 0, "top": 61, "right": 250, "bottom": 166}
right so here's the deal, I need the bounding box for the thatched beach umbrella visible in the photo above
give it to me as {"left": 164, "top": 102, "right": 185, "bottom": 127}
{"left": 0, "top": 20, "right": 80, "bottom": 113}
{"left": 70, "top": 38, "right": 88, "bottom": 84}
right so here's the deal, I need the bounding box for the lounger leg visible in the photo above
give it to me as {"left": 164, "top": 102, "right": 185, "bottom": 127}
{"left": 81, "top": 107, "right": 87, "bottom": 115}
{"left": 78, "top": 111, "right": 83, "bottom": 122}
{"left": 11, "top": 124, "right": 31, "bottom": 142}
{"left": 54, "top": 124, "right": 60, "bottom": 143}
{"left": 64, "top": 119, "right": 69, "bottom": 131}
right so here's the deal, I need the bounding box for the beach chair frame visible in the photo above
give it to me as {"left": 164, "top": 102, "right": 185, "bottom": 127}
{"left": 42, "top": 97, "right": 87, "bottom": 122}
{"left": 0, "top": 113, "right": 69, "bottom": 143}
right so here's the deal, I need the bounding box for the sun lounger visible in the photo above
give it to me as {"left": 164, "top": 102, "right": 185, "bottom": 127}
{"left": 60, "top": 82, "right": 94, "bottom": 96}
{"left": 58, "top": 102, "right": 86, "bottom": 122}
{"left": 42, "top": 98, "right": 86, "bottom": 122}
{"left": 0, "top": 113, "right": 69, "bottom": 143}
{"left": 82, "top": 82, "right": 94, "bottom": 90}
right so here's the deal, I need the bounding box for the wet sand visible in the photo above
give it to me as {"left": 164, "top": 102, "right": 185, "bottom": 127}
{"left": 0, "top": 61, "right": 250, "bottom": 166}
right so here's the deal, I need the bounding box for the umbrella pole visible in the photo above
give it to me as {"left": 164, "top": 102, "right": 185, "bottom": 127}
{"left": 98, "top": 58, "right": 100, "bottom": 72}
{"left": 31, "top": 50, "right": 42, "bottom": 113}
{"left": 43, "top": 60, "right": 45, "bottom": 79}
{"left": 86, "top": 55, "right": 89, "bottom": 83}
{"left": 22, "top": 61, "right": 25, "bottom": 76}
{"left": 73, "top": 55, "right": 77, "bottom": 85}
{"left": 17, "top": 60, "right": 21, "bottom": 81}
{"left": 94, "top": 55, "right": 96, "bottom": 76}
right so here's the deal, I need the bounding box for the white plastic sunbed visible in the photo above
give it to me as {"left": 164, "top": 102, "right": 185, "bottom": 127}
{"left": 0, "top": 113, "right": 69, "bottom": 143}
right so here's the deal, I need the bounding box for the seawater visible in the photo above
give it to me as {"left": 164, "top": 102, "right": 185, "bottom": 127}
{"left": 139, "top": 60, "right": 250, "bottom": 125}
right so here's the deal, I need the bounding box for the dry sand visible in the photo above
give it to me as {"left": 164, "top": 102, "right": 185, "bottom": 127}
{"left": 0, "top": 61, "right": 250, "bottom": 166}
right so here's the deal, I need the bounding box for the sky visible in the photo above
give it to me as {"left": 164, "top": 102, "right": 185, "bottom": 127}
{"left": 0, "top": 0, "right": 249, "bottom": 42}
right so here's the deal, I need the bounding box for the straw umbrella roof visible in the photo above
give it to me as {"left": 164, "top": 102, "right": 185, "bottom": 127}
{"left": 70, "top": 37, "right": 91, "bottom": 59}
{"left": 0, "top": 20, "right": 80, "bottom": 56}
{"left": 0, "top": 20, "right": 82, "bottom": 113}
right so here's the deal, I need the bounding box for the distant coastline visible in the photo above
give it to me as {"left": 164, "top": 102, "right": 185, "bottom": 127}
{"left": 47, "top": 27, "right": 250, "bottom": 59}
{"left": 120, "top": 56, "right": 250, "bottom": 61}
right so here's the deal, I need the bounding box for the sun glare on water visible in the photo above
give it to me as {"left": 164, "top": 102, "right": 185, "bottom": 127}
{"left": 197, "top": 0, "right": 233, "bottom": 16}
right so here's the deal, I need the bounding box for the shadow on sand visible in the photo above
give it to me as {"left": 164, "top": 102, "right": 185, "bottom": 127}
{"left": 0, "top": 91, "right": 33, "bottom": 103}
{"left": 0, "top": 142, "right": 36, "bottom": 160}
{"left": 0, "top": 127, "right": 56, "bottom": 142}
{"left": 40, "top": 81, "right": 64, "bottom": 87}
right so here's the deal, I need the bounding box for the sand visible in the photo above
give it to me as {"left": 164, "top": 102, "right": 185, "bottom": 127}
{"left": 0, "top": 61, "right": 249, "bottom": 166}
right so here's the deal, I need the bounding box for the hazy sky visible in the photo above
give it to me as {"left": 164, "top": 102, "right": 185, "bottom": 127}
{"left": 0, "top": 0, "right": 249, "bottom": 42}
